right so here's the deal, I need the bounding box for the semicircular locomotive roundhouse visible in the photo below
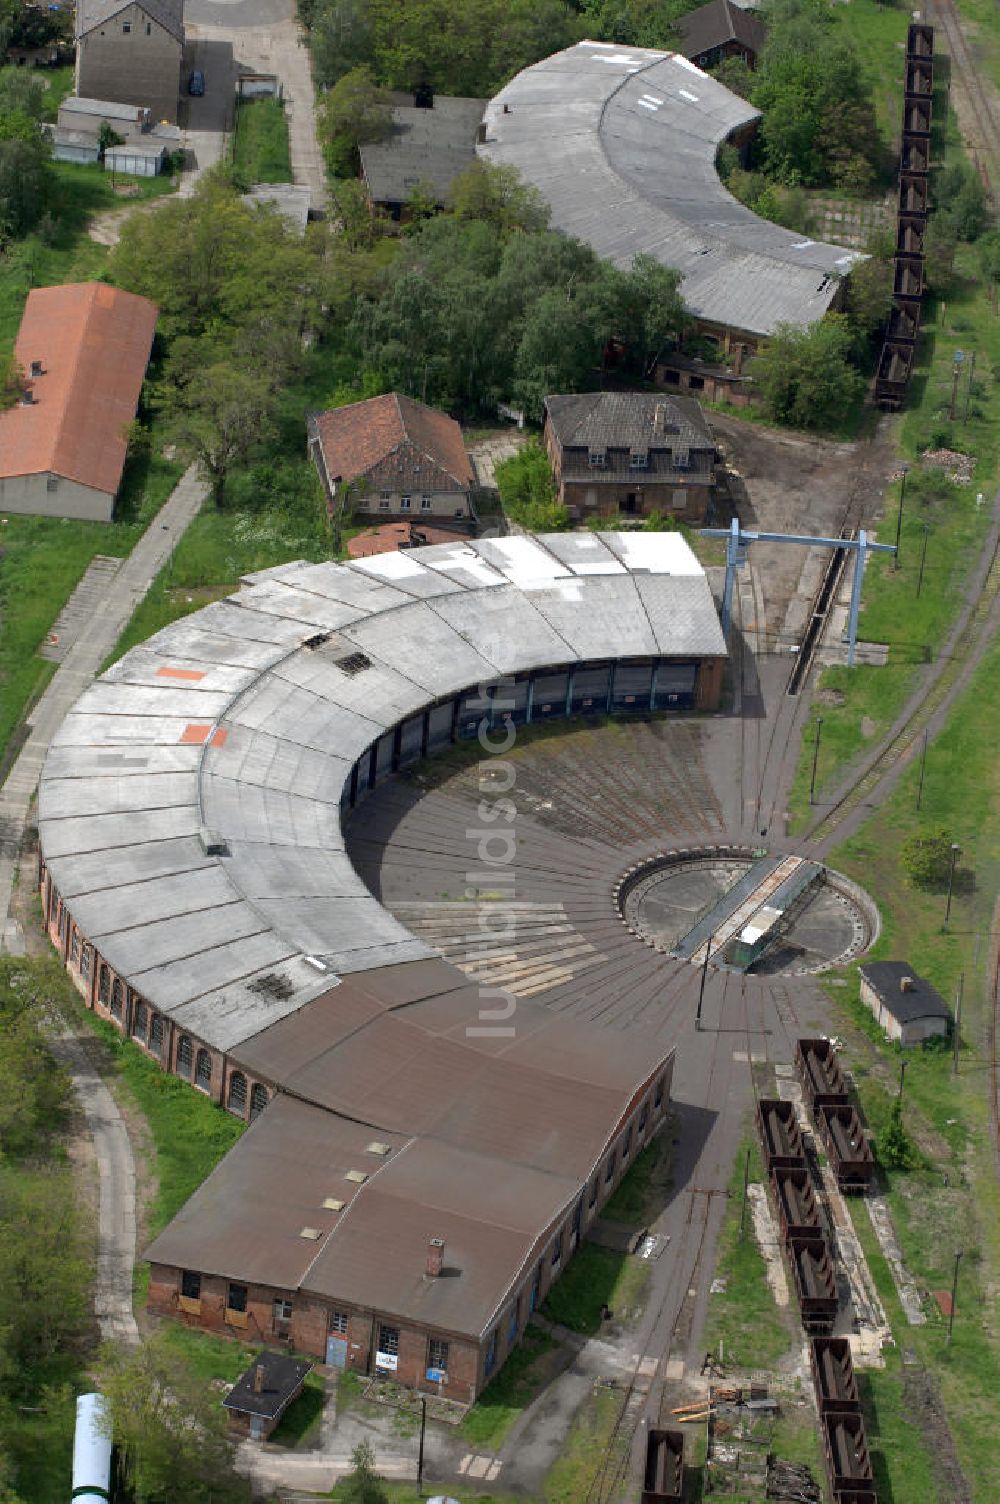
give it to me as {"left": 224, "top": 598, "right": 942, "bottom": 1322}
{"left": 37, "top": 531, "right": 726, "bottom": 1398}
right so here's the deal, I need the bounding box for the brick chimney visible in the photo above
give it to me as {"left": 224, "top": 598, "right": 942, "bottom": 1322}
{"left": 426, "top": 1237, "right": 445, "bottom": 1277}
{"left": 900, "top": 976, "right": 915, "bottom": 993}
{"left": 253, "top": 1363, "right": 266, "bottom": 1395}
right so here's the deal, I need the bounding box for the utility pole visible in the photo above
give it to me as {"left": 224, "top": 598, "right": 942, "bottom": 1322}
{"left": 417, "top": 1395, "right": 427, "bottom": 1494}
{"left": 915, "top": 729, "right": 929, "bottom": 811}
{"left": 947, "top": 1249, "right": 964, "bottom": 1344}
{"left": 944, "top": 842, "right": 961, "bottom": 930}
{"left": 898, "top": 1058, "right": 907, "bottom": 1109}
{"left": 963, "top": 351, "right": 977, "bottom": 423}
{"left": 809, "top": 716, "right": 824, "bottom": 805}
{"left": 893, "top": 463, "right": 909, "bottom": 569}
{"left": 696, "top": 936, "right": 714, "bottom": 1032}
{"left": 953, "top": 973, "right": 963, "bottom": 1075}
{"left": 738, "top": 1147, "right": 751, "bottom": 1241}
{"left": 916, "top": 522, "right": 930, "bottom": 597}
{"left": 949, "top": 351, "right": 964, "bottom": 420}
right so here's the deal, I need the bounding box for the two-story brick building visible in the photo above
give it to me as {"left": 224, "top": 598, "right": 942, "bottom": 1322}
{"left": 308, "top": 392, "right": 475, "bottom": 528}
{"left": 75, "top": 0, "right": 184, "bottom": 125}
{"left": 543, "top": 392, "right": 717, "bottom": 523}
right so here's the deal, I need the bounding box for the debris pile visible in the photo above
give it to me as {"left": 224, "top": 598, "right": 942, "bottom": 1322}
{"left": 766, "top": 1457, "right": 822, "bottom": 1501}
{"left": 921, "top": 449, "right": 974, "bottom": 484}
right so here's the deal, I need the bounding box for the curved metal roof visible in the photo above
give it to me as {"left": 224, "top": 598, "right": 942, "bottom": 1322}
{"left": 479, "top": 41, "right": 861, "bottom": 337}
{"left": 38, "top": 531, "right": 725, "bottom": 1054}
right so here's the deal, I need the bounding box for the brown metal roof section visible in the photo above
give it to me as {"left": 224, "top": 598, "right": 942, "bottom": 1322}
{"left": 0, "top": 282, "right": 158, "bottom": 496}
{"left": 310, "top": 392, "right": 474, "bottom": 491}
{"left": 144, "top": 1095, "right": 411, "bottom": 1289}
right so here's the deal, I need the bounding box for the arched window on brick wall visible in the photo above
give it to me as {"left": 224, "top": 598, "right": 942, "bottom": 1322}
{"left": 70, "top": 928, "right": 81, "bottom": 967}
{"left": 195, "top": 1049, "right": 212, "bottom": 1092}
{"left": 227, "top": 1072, "right": 247, "bottom": 1117}
{"left": 113, "top": 978, "right": 126, "bottom": 1022}
{"left": 176, "top": 1035, "right": 193, "bottom": 1079}
{"left": 98, "top": 964, "right": 111, "bottom": 1007}
{"left": 131, "top": 998, "right": 147, "bottom": 1042}
{"left": 249, "top": 1083, "right": 269, "bottom": 1121}
{"left": 80, "top": 944, "right": 92, "bottom": 982}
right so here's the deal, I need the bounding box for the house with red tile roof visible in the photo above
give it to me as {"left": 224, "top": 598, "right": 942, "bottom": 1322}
{"left": 307, "top": 393, "right": 475, "bottom": 528}
{"left": 0, "top": 282, "right": 158, "bottom": 522}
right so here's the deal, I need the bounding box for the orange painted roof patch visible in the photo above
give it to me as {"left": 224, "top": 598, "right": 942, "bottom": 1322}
{"left": 211, "top": 728, "right": 228, "bottom": 748}
{"left": 179, "top": 723, "right": 211, "bottom": 745}
{"left": 157, "top": 666, "right": 206, "bottom": 682}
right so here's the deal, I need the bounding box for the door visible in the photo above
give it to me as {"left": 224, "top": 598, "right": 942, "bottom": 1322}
{"left": 326, "top": 1334, "right": 348, "bottom": 1368}
{"left": 250, "top": 1415, "right": 263, "bottom": 1441}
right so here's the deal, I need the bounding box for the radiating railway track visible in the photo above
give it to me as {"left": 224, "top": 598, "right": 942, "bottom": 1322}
{"left": 930, "top": 0, "right": 1000, "bottom": 203}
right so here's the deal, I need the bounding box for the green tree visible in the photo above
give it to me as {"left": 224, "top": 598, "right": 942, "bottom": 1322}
{"left": 600, "top": 253, "right": 687, "bottom": 376}
{"left": 934, "top": 160, "right": 988, "bottom": 243}
{"left": 495, "top": 440, "right": 569, "bottom": 530}
{"left": 0, "top": 1169, "right": 89, "bottom": 1388}
{"left": 979, "top": 228, "right": 1000, "bottom": 283}
{"left": 923, "top": 213, "right": 958, "bottom": 296}
{"left": 750, "top": 314, "right": 863, "bottom": 430}
{"left": 156, "top": 343, "right": 278, "bottom": 506}
{"left": 845, "top": 235, "right": 893, "bottom": 340}
{"left": 877, "top": 1099, "right": 915, "bottom": 1172}
{"left": 899, "top": 827, "right": 956, "bottom": 889}
{"left": 98, "top": 1334, "right": 249, "bottom": 1503}
{"left": 318, "top": 64, "right": 392, "bottom": 177}
{"left": 449, "top": 160, "right": 549, "bottom": 236}
{"left": 710, "top": 55, "right": 754, "bottom": 100}
{"left": 339, "top": 1440, "right": 390, "bottom": 1504}
{"left": 309, "top": 0, "right": 376, "bottom": 86}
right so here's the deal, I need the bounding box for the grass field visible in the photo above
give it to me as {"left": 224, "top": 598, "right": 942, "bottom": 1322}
{"left": 458, "top": 1324, "right": 560, "bottom": 1450}
{"left": 821, "top": 626, "right": 1000, "bottom": 1500}
{"left": 233, "top": 96, "right": 292, "bottom": 184}
{"left": 541, "top": 1244, "right": 650, "bottom": 1336}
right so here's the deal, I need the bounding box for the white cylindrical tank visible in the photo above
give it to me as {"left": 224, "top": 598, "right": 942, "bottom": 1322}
{"left": 72, "top": 1393, "right": 112, "bottom": 1503}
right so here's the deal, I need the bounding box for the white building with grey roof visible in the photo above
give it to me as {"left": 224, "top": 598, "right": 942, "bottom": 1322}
{"left": 479, "top": 41, "right": 861, "bottom": 355}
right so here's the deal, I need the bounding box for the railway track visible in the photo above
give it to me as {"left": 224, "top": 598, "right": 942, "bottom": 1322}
{"left": 806, "top": 528, "right": 1000, "bottom": 850}
{"left": 930, "top": 0, "right": 1000, "bottom": 203}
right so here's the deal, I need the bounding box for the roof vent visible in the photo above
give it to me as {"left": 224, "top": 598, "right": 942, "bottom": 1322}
{"left": 333, "top": 651, "right": 372, "bottom": 677}
{"left": 366, "top": 1140, "right": 391, "bottom": 1157}
{"left": 299, "top": 1226, "right": 322, "bottom": 1240}
{"left": 199, "top": 827, "right": 230, "bottom": 857}
{"left": 322, "top": 1197, "right": 345, "bottom": 1212}
{"left": 303, "top": 632, "right": 331, "bottom": 650}
{"left": 247, "top": 972, "right": 295, "bottom": 1001}
{"left": 304, "top": 955, "right": 329, "bottom": 972}
{"left": 345, "top": 1169, "right": 368, "bottom": 1184}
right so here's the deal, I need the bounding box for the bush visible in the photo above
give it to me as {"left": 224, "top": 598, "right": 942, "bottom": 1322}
{"left": 899, "top": 826, "right": 956, "bottom": 889}
{"left": 876, "top": 1099, "right": 916, "bottom": 1171}
{"left": 494, "top": 440, "right": 569, "bottom": 531}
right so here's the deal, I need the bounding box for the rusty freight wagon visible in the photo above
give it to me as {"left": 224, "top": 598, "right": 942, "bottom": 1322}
{"left": 810, "top": 1337, "right": 860, "bottom": 1416}
{"left": 772, "top": 1166, "right": 822, "bottom": 1239}
{"left": 757, "top": 1098, "right": 806, "bottom": 1172}
{"left": 818, "top": 1104, "right": 875, "bottom": 1192}
{"left": 796, "top": 1039, "right": 849, "bottom": 1115}
{"left": 823, "top": 1412, "right": 875, "bottom": 1498}
{"left": 642, "top": 1428, "right": 684, "bottom": 1503}
{"left": 788, "top": 1234, "right": 838, "bottom": 1334}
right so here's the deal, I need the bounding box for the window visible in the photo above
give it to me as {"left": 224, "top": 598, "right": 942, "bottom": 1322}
{"left": 181, "top": 1269, "right": 201, "bottom": 1301}
{"left": 274, "top": 1298, "right": 293, "bottom": 1325}
{"left": 80, "top": 944, "right": 92, "bottom": 981}
{"left": 688, "top": 375, "right": 705, "bottom": 391}
{"left": 228, "top": 1071, "right": 247, "bottom": 1116}
{"left": 146, "top": 20, "right": 151, "bottom": 32}
{"left": 47, "top": 475, "right": 58, "bottom": 492}
{"left": 588, "top": 1176, "right": 598, "bottom": 1208}
{"left": 639, "top": 1101, "right": 649, "bottom": 1133}
{"left": 176, "top": 1035, "right": 193, "bottom": 1079}
{"left": 605, "top": 1151, "right": 617, "bottom": 1184}
{"left": 250, "top": 1083, "right": 269, "bottom": 1121}
{"left": 131, "top": 996, "right": 146, "bottom": 1040}
{"left": 428, "top": 1337, "right": 449, "bottom": 1373}
{"left": 506, "top": 1302, "right": 519, "bottom": 1345}
{"left": 453, "top": 507, "right": 465, "bottom": 518}
{"left": 195, "top": 1048, "right": 212, "bottom": 1092}
{"left": 572, "top": 1197, "right": 583, "bottom": 1242}
{"left": 622, "top": 1125, "right": 633, "bottom": 1160}
{"left": 661, "top": 368, "right": 681, "bottom": 385}
{"left": 329, "top": 1310, "right": 349, "bottom": 1335}
{"left": 150, "top": 1014, "right": 164, "bottom": 1056}
{"left": 421, "top": 495, "right": 432, "bottom": 511}
{"left": 400, "top": 495, "right": 411, "bottom": 511}
{"left": 378, "top": 1324, "right": 399, "bottom": 1356}
{"left": 485, "top": 1328, "right": 498, "bottom": 1376}
{"left": 654, "top": 1075, "right": 665, "bottom": 1109}
{"left": 227, "top": 1283, "right": 248, "bottom": 1313}
{"left": 98, "top": 965, "right": 111, "bottom": 1006}
{"left": 122, "top": 20, "right": 131, "bottom": 31}
{"left": 588, "top": 449, "right": 606, "bottom": 468}
{"left": 530, "top": 1259, "right": 542, "bottom": 1312}
{"left": 629, "top": 452, "right": 649, "bottom": 469}
{"left": 379, "top": 498, "right": 390, "bottom": 510}
{"left": 550, "top": 1233, "right": 562, "bottom": 1269}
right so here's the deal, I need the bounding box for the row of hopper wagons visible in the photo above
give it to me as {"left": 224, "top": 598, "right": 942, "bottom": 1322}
{"left": 756, "top": 1040, "right": 878, "bottom": 1502}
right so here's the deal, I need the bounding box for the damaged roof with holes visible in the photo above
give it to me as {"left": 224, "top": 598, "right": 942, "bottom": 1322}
{"left": 38, "top": 531, "right": 724, "bottom": 1051}
{"left": 479, "top": 41, "right": 862, "bottom": 337}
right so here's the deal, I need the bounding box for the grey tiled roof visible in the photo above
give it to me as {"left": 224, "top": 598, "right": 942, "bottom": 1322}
{"left": 479, "top": 41, "right": 862, "bottom": 337}
{"left": 360, "top": 98, "right": 485, "bottom": 205}
{"left": 545, "top": 392, "right": 713, "bottom": 450}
